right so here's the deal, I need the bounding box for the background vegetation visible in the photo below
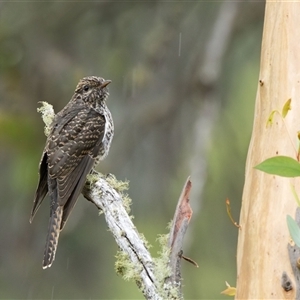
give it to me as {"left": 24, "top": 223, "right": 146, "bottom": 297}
{"left": 0, "top": 2, "right": 264, "bottom": 299}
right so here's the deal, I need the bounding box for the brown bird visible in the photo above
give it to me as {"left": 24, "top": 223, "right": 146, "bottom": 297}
{"left": 30, "top": 76, "right": 114, "bottom": 269}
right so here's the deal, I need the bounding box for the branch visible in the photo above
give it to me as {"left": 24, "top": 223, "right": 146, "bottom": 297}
{"left": 167, "top": 176, "right": 193, "bottom": 294}
{"left": 82, "top": 173, "right": 162, "bottom": 300}
{"left": 38, "top": 102, "right": 194, "bottom": 299}
{"left": 83, "top": 173, "right": 194, "bottom": 300}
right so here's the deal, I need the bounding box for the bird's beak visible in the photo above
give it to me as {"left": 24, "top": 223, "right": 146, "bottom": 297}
{"left": 100, "top": 80, "right": 112, "bottom": 88}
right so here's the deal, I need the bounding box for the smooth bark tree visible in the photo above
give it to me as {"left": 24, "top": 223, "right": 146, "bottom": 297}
{"left": 236, "top": 2, "right": 300, "bottom": 299}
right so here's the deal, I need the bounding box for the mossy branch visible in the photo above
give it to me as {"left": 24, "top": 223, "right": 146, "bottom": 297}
{"left": 38, "top": 102, "right": 193, "bottom": 300}
{"left": 83, "top": 173, "right": 162, "bottom": 299}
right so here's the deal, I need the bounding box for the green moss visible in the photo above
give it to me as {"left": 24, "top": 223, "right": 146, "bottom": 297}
{"left": 166, "top": 219, "right": 173, "bottom": 230}
{"left": 86, "top": 172, "right": 102, "bottom": 185}
{"left": 153, "top": 233, "right": 182, "bottom": 299}
{"left": 138, "top": 232, "right": 152, "bottom": 250}
{"left": 115, "top": 250, "right": 142, "bottom": 282}
{"left": 106, "top": 174, "right": 132, "bottom": 214}
{"left": 106, "top": 174, "right": 129, "bottom": 193}
{"left": 37, "top": 101, "right": 55, "bottom": 137}
{"left": 153, "top": 234, "right": 171, "bottom": 285}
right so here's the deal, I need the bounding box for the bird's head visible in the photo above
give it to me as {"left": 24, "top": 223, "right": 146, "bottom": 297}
{"left": 75, "top": 76, "right": 111, "bottom": 106}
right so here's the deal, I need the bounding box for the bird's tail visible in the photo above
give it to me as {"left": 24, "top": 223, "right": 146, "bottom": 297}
{"left": 43, "top": 205, "right": 63, "bottom": 269}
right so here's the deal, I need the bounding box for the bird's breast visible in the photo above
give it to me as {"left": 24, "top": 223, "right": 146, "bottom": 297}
{"left": 95, "top": 107, "right": 114, "bottom": 163}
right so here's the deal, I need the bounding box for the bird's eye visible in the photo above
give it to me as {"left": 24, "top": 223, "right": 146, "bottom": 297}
{"left": 83, "top": 85, "right": 89, "bottom": 92}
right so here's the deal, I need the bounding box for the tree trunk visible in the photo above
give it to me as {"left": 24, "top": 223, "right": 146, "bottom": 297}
{"left": 236, "top": 2, "right": 300, "bottom": 299}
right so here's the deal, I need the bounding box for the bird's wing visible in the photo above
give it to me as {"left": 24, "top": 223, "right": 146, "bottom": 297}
{"left": 46, "top": 108, "right": 106, "bottom": 229}
{"left": 59, "top": 155, "right": 95, "bottom": 229}
{"left": 30, "top": 152, "right": 49, "bottom": 222}
{"left": 30, "top": 106, "right": 84, "bottom": 222}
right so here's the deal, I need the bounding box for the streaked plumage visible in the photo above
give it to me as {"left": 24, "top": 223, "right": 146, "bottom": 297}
{"left": 30, "top": 76, "right": 114, "bottom": 269}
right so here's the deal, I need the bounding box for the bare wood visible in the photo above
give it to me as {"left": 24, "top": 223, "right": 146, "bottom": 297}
{"left": 236, "top": 2, "right": 300, "bottom": 299}
{"left": 166, "top": 176, "right": 193, "bottom": 296}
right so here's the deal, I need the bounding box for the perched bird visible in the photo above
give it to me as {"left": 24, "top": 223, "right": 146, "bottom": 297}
{"left": 30, "top": 76, "right": 114, "bottom": 269}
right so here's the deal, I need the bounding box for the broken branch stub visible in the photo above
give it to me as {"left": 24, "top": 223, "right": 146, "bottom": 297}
{"left": 166, "top": 177, "right": 193, "bottom": 292}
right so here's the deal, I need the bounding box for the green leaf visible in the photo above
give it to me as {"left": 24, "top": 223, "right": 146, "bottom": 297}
{"left": 255, "top": 156, "right": 300, "bottom": 177}
{"left": 266, "top": 110, "right": 277, "bottom": 127}
{"left": 287, "top": 215, "right": 300, "bottom": 247}
{"left": 282, "top": 98, "right": 292, "bottom": 118}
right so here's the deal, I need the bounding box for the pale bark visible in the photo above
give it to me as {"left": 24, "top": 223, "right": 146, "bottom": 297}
{"left": 83, "top": 175, "right": 162, "bottom": 300}
{"left": 236, "top": 2, "right": 300, "bottom": 299}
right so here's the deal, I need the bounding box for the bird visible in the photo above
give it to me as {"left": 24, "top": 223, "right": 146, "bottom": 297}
{"left": 30, "top": 76, "right": 114, "bottom": 269}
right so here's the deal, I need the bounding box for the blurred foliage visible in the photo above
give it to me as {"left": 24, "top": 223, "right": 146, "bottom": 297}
{"left": 0, "top": 1, "right": 264, "bottom": 299}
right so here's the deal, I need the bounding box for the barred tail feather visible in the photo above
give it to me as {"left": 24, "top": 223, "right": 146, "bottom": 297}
{"left": 43, "top": 206, "right": 63, "bottom": 269}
